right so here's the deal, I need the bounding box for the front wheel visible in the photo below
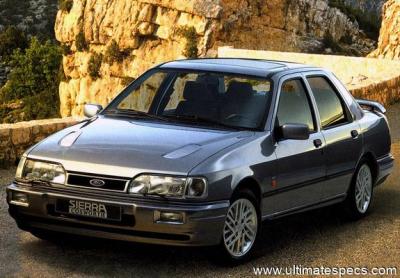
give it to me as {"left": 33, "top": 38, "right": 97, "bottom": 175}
{"left": 219, "top": 190, "right": 261, "bottom": 263}
{"left": 344, "top": 162, "right": 374, "bottom": 219}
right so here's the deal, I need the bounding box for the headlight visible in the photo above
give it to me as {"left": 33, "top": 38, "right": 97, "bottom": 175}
{"left": 16, "top": 158, "right": 66, "bottom": 184}
{"left": 128, "top": 175, "right": 207, "bottom": 198}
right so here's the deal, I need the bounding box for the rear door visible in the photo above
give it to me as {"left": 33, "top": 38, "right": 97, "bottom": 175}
{"left": 264, "top": 74, "right": 326, "bottom": 216}
{"left": 304, "top": 72, "right": 362, "bottom": 199}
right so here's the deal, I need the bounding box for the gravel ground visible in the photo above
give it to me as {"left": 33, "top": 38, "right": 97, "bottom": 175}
{"left": 0, "top": 104, "right": 399, "bottom": 277}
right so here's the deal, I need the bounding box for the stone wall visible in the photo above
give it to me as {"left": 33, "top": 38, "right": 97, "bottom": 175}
{"left": 350, "top": 75, "right": 400, "bottom": 105}
{"left": 218, "top": 47, "right": 400, "bottom": 105}
{"left": 0, "top": 118, "right": 78, "bottom": 167}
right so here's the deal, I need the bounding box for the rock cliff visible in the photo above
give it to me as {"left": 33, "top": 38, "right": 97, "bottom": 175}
{"left": 370, "top": 0, "right": 400, "bottom": 59}
{"left": 344, "top": 0, "right": 386, "bottom": 19}
{"left": 56, "top": 0, "right": 375, "bottom": 117}
{"left": 0, "top": 0, "right": 58, "bottom": 38}
{"left": 0, "top": 0, "right": 58, "bottom": 87}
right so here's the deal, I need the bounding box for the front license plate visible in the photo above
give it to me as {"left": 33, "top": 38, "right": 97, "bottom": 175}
{"left": 55, "top": 199, "right": 121, "bottom": 221}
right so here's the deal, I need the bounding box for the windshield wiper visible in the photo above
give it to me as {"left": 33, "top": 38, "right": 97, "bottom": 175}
{"left": 105, "top": 109, "right": 170, "bottom": 122}
{"left": 164, "top": 115, "right": 244, "bottom": 131}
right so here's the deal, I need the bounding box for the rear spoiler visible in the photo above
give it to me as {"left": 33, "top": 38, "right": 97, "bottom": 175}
{"left": 356, "top": 99, "right": 386, "bottom": 114}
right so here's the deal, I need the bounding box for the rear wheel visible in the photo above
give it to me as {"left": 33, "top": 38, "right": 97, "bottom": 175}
{"left": 345, "top": 162, "right": 374, "bottom": 219}
{"left": 218, "top": 190, "right": 261, "bottom": 264}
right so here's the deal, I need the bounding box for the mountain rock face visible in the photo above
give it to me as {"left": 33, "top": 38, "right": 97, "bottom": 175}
{"left": 0, "top": 0, "right": 58, "bottom": 39}
{"left": 0, "top": 0, "right": 58, "bottom": 87}
{"left": 370, "top": 0, "right": 400, "bottom": 59}
{"left": 56, "top": 0, "right": 376, "bottom": 117}
{"left": 344, "top": 0, "right": 386, "bottom": 19}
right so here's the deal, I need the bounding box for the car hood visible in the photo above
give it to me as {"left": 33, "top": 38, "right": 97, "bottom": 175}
{"left": 28, "top": 117, "right": 253, "bottom": 178}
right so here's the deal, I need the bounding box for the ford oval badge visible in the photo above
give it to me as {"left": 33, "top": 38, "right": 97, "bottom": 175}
{"left": 89, "top": 179, "right": 106, "bottom": 187}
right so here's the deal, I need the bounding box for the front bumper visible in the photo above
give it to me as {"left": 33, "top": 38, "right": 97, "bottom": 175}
{"left": 6, "top": 183, "right": 229, "bottom": 247}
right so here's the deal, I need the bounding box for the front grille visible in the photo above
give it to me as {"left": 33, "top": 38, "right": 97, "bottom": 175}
{"left": 67, "top": 173, "right": 129, "bottom": 192}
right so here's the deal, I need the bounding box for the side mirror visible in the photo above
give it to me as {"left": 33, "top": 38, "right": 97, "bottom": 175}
{"left": 84, "top": 104, "right": 103, "bottom": 118}
{"left": 278, "top": 124, "right": 310, "bottom": 140}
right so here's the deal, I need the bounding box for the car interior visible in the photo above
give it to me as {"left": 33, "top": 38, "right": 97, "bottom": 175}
{"left": 171, "top": 74, "right": 271, "bottom": 128}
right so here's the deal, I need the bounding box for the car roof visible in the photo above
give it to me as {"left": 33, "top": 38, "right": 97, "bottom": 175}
{"left": 159, "top": 58, "right": 321, "bottom": 78}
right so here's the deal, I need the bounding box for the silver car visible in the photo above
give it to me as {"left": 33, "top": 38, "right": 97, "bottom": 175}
{"left": 7, "top": 59, "right": 394, "bottom": 262}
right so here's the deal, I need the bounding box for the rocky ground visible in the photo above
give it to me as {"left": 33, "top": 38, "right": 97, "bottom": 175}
{"left": 0, "top": 103, "right": 399, "bottom": 277}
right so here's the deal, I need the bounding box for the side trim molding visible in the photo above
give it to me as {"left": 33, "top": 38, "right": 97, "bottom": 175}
{"left": 262, "top": 169, "right": 353, "bottom": 198}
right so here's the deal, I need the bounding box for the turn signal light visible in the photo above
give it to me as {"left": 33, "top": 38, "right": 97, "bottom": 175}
{"left": 154, "top": 211, "right": 184, "bottom": 224}
{"left": 11, "top": 192, "right": 29, "bottom": 207}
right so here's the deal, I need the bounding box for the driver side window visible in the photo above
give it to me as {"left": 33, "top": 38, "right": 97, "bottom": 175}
{"left": 277, "top": 79, "right": 316, "bottom": 131}
{"left": 117, "top": 72, "right": 168, "bottom": 112}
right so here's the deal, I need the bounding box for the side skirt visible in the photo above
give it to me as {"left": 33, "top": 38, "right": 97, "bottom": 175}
{"left": 262, "top": 193, "right": 347, "bottom": 221}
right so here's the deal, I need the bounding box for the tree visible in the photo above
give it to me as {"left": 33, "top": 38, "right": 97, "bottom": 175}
{"left": 0, "top": 26, "right": 29, "bottom": 60}
{"left": 0, "top": 37, "right": 62, "bottom": 123}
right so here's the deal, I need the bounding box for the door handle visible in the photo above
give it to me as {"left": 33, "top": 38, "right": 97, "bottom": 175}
{"left": 313, "top": 139, "right": 323, "bottom": 148}
{"left": 351, "top": 130, "right": 359, "bottom": 138}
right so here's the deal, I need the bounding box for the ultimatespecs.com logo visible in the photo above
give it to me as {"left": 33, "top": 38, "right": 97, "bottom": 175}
{"left": 253, "top": 265, "right": 398, "bottom": 277}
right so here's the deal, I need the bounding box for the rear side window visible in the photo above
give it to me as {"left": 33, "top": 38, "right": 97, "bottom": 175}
{"left": 307, "top": 77, "right": 349, "bottom": 129}
{"left": 277, "top": 79, "right": 315, "bottom": 131}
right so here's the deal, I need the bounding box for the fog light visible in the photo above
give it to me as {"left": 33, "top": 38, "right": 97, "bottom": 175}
{"left": 11, "top": 192, "right": 29, "bottom": 207}
{"left": 154, "top": 211, "right": 184, "bottom": 224}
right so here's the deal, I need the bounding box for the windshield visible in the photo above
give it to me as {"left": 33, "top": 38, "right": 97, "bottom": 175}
{"left": 105, "top": 70, "right": 272, "bottom": 130}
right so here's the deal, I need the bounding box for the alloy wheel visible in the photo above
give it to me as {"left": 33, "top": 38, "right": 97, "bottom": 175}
{"left": 355, "top": 164, "right": 373, "bottom": 214}
{"left": 223, "top": 198, "right": 258, "bottom": 258}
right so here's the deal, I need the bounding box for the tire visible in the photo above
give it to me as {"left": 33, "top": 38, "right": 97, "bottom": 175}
{"left": 216, "top": 189, "right": 261, "bottom": 264}
{"left": 344, "top": 161, "right": 374, "bottom": 220}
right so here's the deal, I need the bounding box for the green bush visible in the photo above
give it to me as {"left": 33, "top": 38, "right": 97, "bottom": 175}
{"left": 177, "top": 26, "right": 198, "bottom": 59}
{"left": 88, "top": 53, "right": 103, "bottom": 80}
{"left": 0, "top": 37, "right": 62, "bottom": 123}
{"left": 0, "top": 26, "right": 29, "bottom": 60}
{"left": 59, "top": 0, "right": 73, "bottom": 12}
{"left": 75, "top": 31, "right": 88, "bottom": 52}
{"left": 104, "top": 40, "right": 126, "bottom": 64}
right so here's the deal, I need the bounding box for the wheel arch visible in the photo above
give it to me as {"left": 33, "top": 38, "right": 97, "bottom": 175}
{"left": 231, "top": 177, "right": 262, "bottom": 209}
{"left": 358, "top": 152, "right": 379, "bottom": 184}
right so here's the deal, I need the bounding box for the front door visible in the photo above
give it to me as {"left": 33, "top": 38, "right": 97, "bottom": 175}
{"left": 264, "top": 76, "right": 326, "bottom": 216}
